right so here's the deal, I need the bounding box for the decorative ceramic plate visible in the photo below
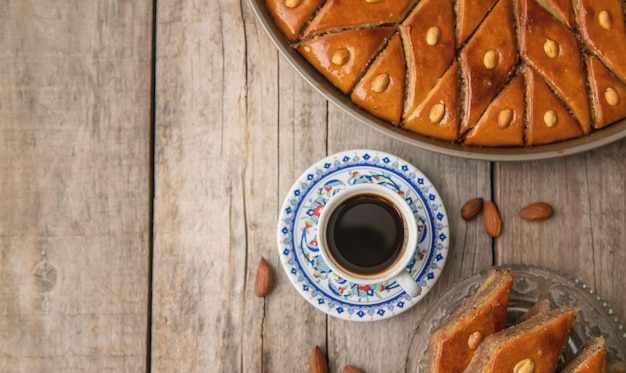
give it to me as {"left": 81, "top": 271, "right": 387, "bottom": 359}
{"left": 407, "top": 264, "right": 626, "bottom": 372}
{"left": 276, "top": 149, "right": 449, "bottom": 321}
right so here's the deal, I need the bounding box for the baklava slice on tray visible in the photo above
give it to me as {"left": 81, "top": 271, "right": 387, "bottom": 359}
{"left": 459, "top": 0, "right": 519, "bottom": 136}
{"left": 399, "top": 0, "right": 455, "bottom": 119}
{"left": 428, "top": 269, "right": 514, "bottom": 373}
{"left": 464, "top": 306, "right": 578, "bottom": 373}
{"left": 464, "top": 73, "right": 525, "bottom": 147}
{"left": 266, "top": 0, "right": 323, "bottom": 41}
{"left": 300, "top": 0, "right": 416, "bottom": 40}
{"left": 518, "top": 0, "right": 591, "bottom": 134}
{"left": 297, "top": 27, "right": 395, "bottom": 94}
{"left": 575, "top": 0, "right": 626, "bottom": 83}
{"left": 350, "top": 33, "right": 406, "bottom": 124}
{"left": 586, "top": 55, "right": 626, "bottom": 130}
{"left": 525, "top": 65, "right": 584, "bottom": 146}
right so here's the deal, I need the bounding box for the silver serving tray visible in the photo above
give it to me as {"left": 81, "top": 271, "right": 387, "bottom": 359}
{"left": 248, "top": 0, "right": 626, "bottom": 161}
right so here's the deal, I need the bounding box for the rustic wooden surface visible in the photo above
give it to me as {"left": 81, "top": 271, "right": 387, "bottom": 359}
{"left": 0, "top": 1, "right": 153, "bottom": 372}
{"left": 1, "top": 0, "right": 624, "bottom": 372}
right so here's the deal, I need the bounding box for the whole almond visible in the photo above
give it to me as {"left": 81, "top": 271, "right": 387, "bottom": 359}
{"left": 483, "top": 200, "right": 502, "bottom": 237}
{"left": 467, "top": 330, "right": 484, "bottom": 350}
{"left": 513, "top": 358, "right": 535, "bottom": 373}
{"left": 344, "top": 366, "right": 363, "bottom": 373}
{"left": 461, "top": 197, "right": 483, "bottom": 221}
{"left": 543, "top": 39, "right": 559, "bottom": 58}
{"left": 598, "top": 10, "right": 613, "bottom": 30}
{"left": 519, "top": 202, "right": 553, "bottom": 221}
{"left": 605, "top": 87, "right": 620, "bottom": 106}
{"left": 254, "top": 257, "right": 274, "bottom": 297}
{"left": 371, "top": 73, "right": 390, "bottom": 93}
{"left": 543, "top": 109, "right": 558, "bottom": 128}
{"left": 309, "top": 346, "right": 328, "bottom": 373}
{"left": 332, "top": 48, "right": 351, "bottom": 66}
{"left": 426, "top": 26, "right": 441, "bottom": 46}
{"left": 483, "top": 50, "right": 499, "bottom": 69}
{"left": 285, "top": 0, "right": 302, "bottom": 8}
{"left": 429, "top": 103, "right": 445, "bottom": 123}
{"left": 498, "top": 108, "right": 514, "bottom": 129}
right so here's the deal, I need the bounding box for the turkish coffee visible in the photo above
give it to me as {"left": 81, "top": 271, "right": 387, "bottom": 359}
{"left": 325, "top": 193, "right": 405, "bottom": 275}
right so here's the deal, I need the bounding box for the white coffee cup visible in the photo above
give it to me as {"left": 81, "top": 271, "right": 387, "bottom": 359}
{"left": 317, "top": 183, "right": 422, "bottom": 298}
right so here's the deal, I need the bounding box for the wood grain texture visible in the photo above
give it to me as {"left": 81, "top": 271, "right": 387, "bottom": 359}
{"left": 257, "top": 58, "right": 329, "bottom": 372}
{"left": 258, "top": 50, "right": 329, "bottom": 373}
{"left": 0, "top": 0, "right": 152, "bottom": 371}
{"left": 152, "top": 0, "right": 252, "bottom": 371}
{"left": 494, "top": 138, "right": 626, "bottom": 323}
{"left": 4, "top": 0, "right": 625, "bottom": 372}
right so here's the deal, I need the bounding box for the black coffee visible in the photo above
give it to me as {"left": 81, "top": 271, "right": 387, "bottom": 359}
{"left": 326, "top": 193, "right": 405, "bottom": 275}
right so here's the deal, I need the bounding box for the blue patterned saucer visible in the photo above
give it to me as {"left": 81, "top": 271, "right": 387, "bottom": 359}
{"left": 276, "top": 149, "right": 450, "bottom": 321}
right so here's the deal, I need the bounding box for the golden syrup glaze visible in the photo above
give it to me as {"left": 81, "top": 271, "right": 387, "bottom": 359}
{"left": 298, "top": 26, "right": 394, "bottom": 93}
{"left": 460, "top": 0, "right": 518, "bottom": 134}
{"left": 300, "top": 0, "right": 416, "bottom": 40}
{"left": 575, "top": 0, "right": 626, "bottom": 83}
{"left": 351, "top": 33, "right": 406, "bottom": 124}
{"left": 518, "top": 0, "right": 591, "bottom": 134}
{"left": 464, "top": 73, "right": 525, "bottom": 147}
{"left": 525, "top": 65, "right": 583, "bottom": 146}
{"left": 586, "top": 55, "right": 626, "bottom": 129}
{"left": 266, "top": 0, "right": 323, "bottom": 41}
{"left": 400, "top": 0, "right": 455, "bottom": 119}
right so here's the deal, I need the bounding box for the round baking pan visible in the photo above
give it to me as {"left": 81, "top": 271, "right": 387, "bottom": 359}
{"left": 248, "top": 0, "right": 626, "bottom": 161}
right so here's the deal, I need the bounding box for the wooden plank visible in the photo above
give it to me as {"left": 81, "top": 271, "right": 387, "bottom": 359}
{"left": 494, "top": 139, "right": 626, "bottom": 323}
{"left": 325, "top": 107, "right": 493, "bottom": 372}
{"left": 584, "top": 141, "right": 626, "bottom": 323}
{"left": 0, "top": 1, "right": 152, "bottom": 371}
{"left": 256, "top": 53, "right": 330, "bottom": 373}
{"left": 239, "top": 5, "right": 281, "bottom": 372}
{"left": 252, "top": 57, "right": 330, "bottom": 372}
{"left": 152, "top": 0, "right": 254, "bottom": 371}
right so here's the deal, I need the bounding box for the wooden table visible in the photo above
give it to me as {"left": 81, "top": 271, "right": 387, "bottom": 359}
{"left": 1, "top": 1, "right": 624, "bottom": 371}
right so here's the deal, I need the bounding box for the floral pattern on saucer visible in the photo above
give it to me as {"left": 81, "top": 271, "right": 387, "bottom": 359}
{"left": 277, "top": 149, "right": 449, "bottom": 321}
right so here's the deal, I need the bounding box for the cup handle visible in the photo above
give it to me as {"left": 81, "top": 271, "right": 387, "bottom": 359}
{"left": 395, "top": 270, "right": 422, "bottom": 298}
